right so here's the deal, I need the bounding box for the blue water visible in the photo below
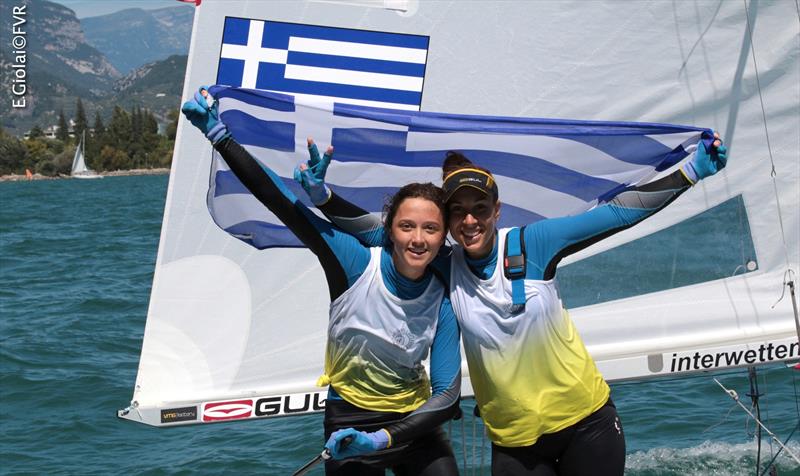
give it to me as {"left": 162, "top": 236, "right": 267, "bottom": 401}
{"left": 1, "top": 175, "right": 798, "bottom": 475}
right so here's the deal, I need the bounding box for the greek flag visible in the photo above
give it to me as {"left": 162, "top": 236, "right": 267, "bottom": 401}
{"left": 217, "top": 18, "right": 428, "bottom": 110}
{"left": 206, "top": 85, "right": 709, "bottom": 249}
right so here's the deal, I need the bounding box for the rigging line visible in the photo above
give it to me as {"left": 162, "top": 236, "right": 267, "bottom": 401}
{"left": 676, "top": 0, "right": 724, "bottom": 77}
{"left": 759, "top": 421, "right": 799, "bottom": 476}
{"left": 742, "top": 0, "right": 792, "bottom": 271}
{"left": 774, "top": 270, "right": 800, "bottom": 345}
{"left": 748, "top": 367, "right": 763, "bottom": 474}
{"left": 794, "top": 360, "right": 800, "bottom": 419}
{"left": 714, "top": 378, "right": 800, "bottom": 464}
{"left": 760, "top": 367, "right": 777, "bottom": 465}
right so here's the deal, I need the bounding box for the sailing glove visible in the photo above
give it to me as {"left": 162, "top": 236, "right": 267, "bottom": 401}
{"left": 293, "top": 140, "right": 333, "bottom": 205}
{"left": 325, "top": 428, "right": 390, "bottom": 460}
{"left": 181, "top": 86, "right": 230, "bottom": 144}
{"left": 682, "top": 131, "right": 728, "bottom": 183}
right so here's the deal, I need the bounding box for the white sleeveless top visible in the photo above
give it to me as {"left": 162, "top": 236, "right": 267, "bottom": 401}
{"left": 450, "top": 228, "right": 609, "bottom": 447}
{"left": 324, "top": 247, "right": 444, "bottom": 412}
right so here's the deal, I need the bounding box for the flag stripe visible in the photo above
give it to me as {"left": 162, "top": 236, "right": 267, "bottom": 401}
{"left": 287, "top": 51, "right": 427, "bottom": 77}
{"left": 221, "top": 110, "right": 296, "bottom": 151}
{"left": 287, "top": 36, "right": 428, "bottom": 64}
{"left": 260, "top": 21, "right": 430, "bottom": 50}
{"left": 284, "top": 64, "right": 424, "bottom": 92}
{"left": 213, "top": 163, "right": 590, "bottom": 220}
{"left": 255, "top": 63, "right": 423, "bottom": 105}
{"left": 328, "top": 128, "right": 621, "bottom": 201}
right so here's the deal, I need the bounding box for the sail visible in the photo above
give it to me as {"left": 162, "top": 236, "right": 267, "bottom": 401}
{"left": 70, "top": 130, "right": 100, "bottom": 178}
{"left": 120, "top": 0, "right": 798, "bottom": 427}
{"left": 70, "top": 133, "right": 89, "bottom": 175}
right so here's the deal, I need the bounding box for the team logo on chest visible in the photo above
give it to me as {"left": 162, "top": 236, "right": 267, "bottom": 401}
{"left": 392, "top": 328, "right": 415, "bottom": 348}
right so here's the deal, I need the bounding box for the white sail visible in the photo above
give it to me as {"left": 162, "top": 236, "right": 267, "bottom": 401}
{"left": 120, "top": 0, "right": 798, "bottom": 427}
{"left": 71, "top": 130, "right": 102, "bottom": 179}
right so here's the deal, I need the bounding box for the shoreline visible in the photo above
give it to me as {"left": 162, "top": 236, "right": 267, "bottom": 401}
{"left": 0, "top": 168, "right": 170, "bottom": 182}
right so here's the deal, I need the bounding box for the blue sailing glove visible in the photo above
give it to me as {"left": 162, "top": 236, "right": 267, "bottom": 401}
{"left": 293, "top": 139, "right": 333, "bottom": 205}
{"left": 324, "top": 428, "right": 390, "bottom": 460}
{"left": 682, "top": 132, "right": 728, "bottom": 183}
{"left": 180, "top": 86, "right": 230, "bottom": 144}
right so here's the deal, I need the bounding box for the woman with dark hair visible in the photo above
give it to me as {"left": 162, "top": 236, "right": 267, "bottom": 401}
{"left": 181, "top": 88, "right": 461, "bottom": 476}
{"left": 297, "top": 130, "right": 727, "bottom": 475}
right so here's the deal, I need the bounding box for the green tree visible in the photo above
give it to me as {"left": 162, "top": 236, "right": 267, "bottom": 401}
{"left": 56, "top": 109, "right": 70, "bottom": 142}
{"left": 26, "top": 139, "right": 56, "bottom": 175}
{"left": 92, "top": 111, "right": 105, "bottom": 137}
{"left": 28, "top": 125, "right": 44, "bottom": 139}
{"left": 99, "top": 145, "right": 128, "bottom": 171}
{"left": 166, "top": 108, "right": 179, "bottom": 141}
{"left": 74, "top": 98, "right": 88, "bottom": 140}
{"left": 141, "top": 109, "right": 160, "bottom": 167}
{"left": 107, "top": 106, "right": 132, "bottom": 155}
{"left": 52, "top": 147, "right": 74, "bottom": 175}
{"left": 0, "top": 128, "right": 28, "bottom": 174}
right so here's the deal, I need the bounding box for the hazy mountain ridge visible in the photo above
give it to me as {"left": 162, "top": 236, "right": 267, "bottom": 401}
{"left": 0, "top": 0, "right": 191, "bottom": 135}
{"left": 82, "top": 6, "right": 193, "bottom": 74}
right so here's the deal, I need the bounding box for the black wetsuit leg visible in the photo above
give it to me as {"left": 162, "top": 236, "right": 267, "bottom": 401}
{"left": 491, "top": 399, "right": 625, "bottom": 476}
{"left": 558, "top": 402, "right": 625, "bottom": 476}
{"left": 324, "top": 399, "right": 458, "bottom": 476}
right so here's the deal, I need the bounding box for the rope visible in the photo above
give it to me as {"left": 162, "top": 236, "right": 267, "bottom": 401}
{"left": 714, "top": 378, "right": 800, "bottom": 464}
{"left": 759, "top": 421, "right": 800, "bottom": 476}
{"left": 743, "top": 0, "right": 800, "bottom": 349}
{"left": 742, "top": 0, "right": 793, "bottom": 270}
{"left": 748, "top": 367, "right": 763, "bottom": 473}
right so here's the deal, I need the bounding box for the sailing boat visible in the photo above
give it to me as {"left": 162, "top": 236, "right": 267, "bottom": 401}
{"left": 70, "top": 130, "right": 102, "bottom": 179}
{"left": 119, "top": 0, "right": 798, "bottom": 469}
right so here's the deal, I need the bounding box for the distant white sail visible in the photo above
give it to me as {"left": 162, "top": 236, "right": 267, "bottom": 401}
{"left": 71, "top": 130, "right": 102, "bottom": 179}
{"left": 120, "top": 0, "right": 798, "bottom": 427}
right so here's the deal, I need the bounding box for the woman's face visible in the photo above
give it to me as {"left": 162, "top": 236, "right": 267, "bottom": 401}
{"left": 389, "top": 197, "right": 446, "bottom": 280}
{"left": 447, "top": 187, "right": 501, "bottom": 259}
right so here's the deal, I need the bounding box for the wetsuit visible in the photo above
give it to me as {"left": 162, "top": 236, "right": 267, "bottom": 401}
{"left": 213, "top": 137, "right": 461, "bottom": 475}
{"left": 315, "top": 170, "right": 696, "bottom": 475}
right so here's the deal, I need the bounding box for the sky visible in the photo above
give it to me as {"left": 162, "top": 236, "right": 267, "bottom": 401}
{"left": 52, "top": 0, "right": 188, "bottom": 19}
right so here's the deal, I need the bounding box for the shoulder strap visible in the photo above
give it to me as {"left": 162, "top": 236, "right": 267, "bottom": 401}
{"left": 503, "top": 226, "right": 527, "bottom": 313}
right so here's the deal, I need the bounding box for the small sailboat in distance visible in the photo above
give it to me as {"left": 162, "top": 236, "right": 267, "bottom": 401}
{"left": 71, "top": 130, "right": 102, "bottom": 180}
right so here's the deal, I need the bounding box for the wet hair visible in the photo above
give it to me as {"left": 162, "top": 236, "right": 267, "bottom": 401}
{"left": 441, "top": 151, "right": 498, "bottom": 202}
{"left": 382, "top": 182, "right": 446, "bottom": 246}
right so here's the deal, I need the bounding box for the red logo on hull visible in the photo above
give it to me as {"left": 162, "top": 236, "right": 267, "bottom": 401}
{"left": 202, "top": 399, "right": 253, "bottom": 422}
{"left": 176, "top": 0, "right": 201, "bottom": 6}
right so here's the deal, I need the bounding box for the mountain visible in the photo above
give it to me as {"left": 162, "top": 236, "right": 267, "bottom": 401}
{"left": 112, "top": 55, "right": 187, "bottom": 122}
{"left": 0, "top": 0, "right": 121, "bottom": 133}
{"left": 0, "top": 1, "right": 191, "bottom": 136}
{"left": 82, "top": 6, "right": 193, "bottom": 74}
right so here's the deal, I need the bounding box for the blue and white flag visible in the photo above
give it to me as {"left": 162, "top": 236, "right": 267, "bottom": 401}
{"left": 218, "top": 18, "right": 429, "bottom": 110}
{"left": 206, "top": 85, "right": 710, "bottom": 249}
